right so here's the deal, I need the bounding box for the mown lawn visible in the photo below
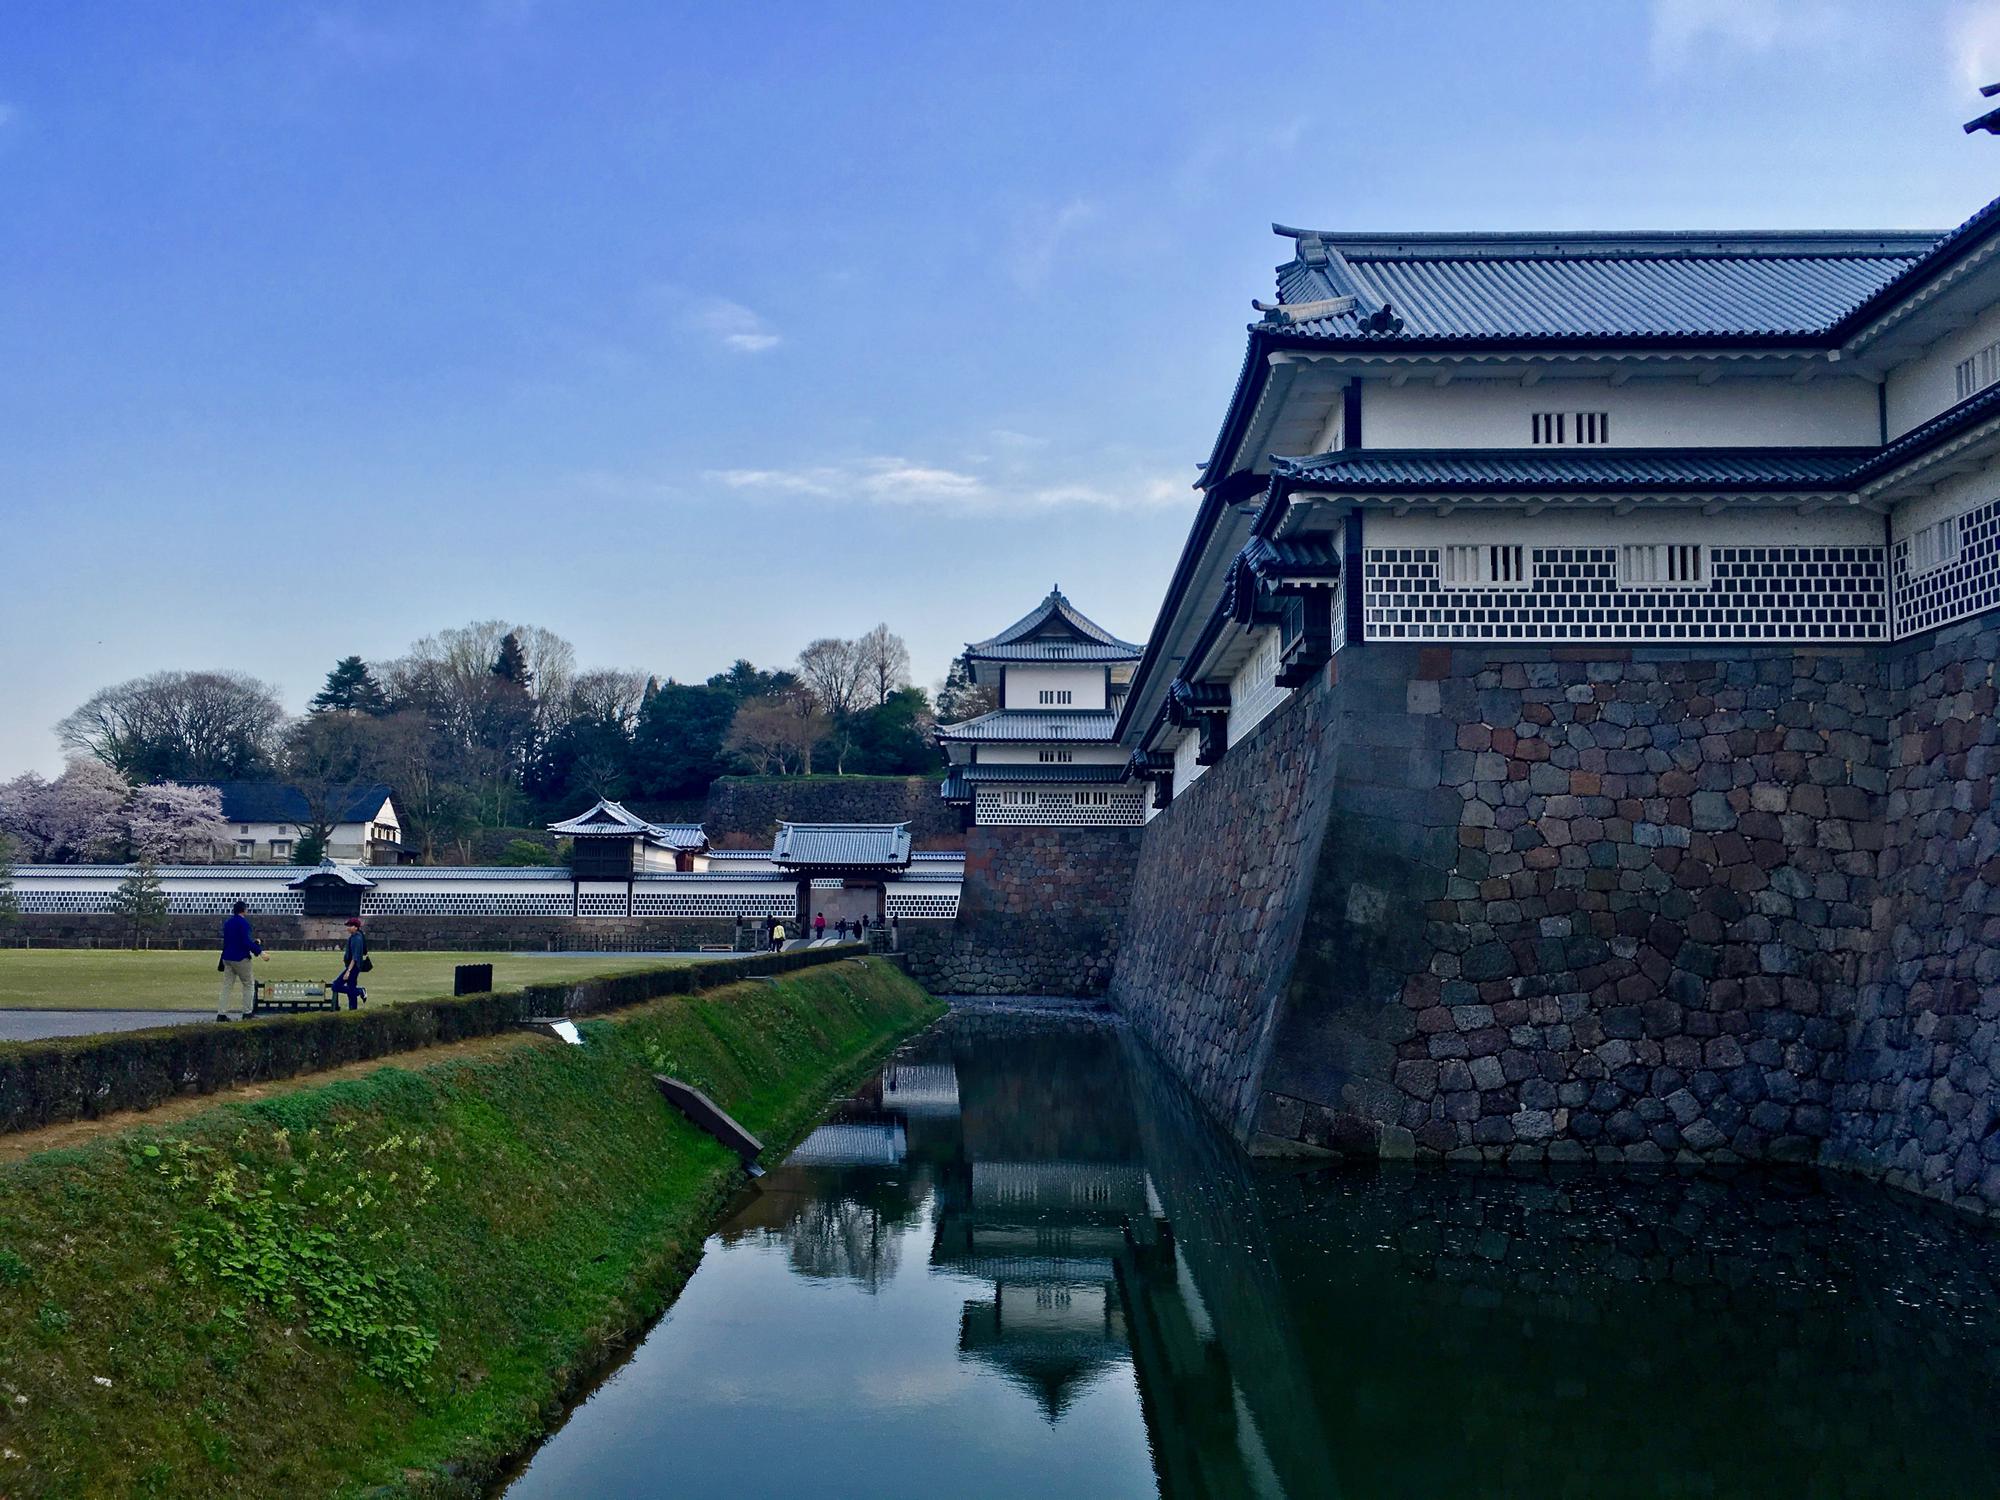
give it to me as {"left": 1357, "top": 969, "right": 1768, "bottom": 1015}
{"left": 0, "top": 949, "right": 700, "bottom": 1010}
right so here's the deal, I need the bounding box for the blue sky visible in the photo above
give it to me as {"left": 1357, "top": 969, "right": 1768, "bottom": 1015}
{"left": 4, "top": 0, "right": 1999, "bottom": 773}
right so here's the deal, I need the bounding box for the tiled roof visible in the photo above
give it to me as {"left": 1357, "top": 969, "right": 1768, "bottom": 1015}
{"left": 1274, "top": 447, "right": 1869, "bottom": 493}
{"left": 936, "top": 709, "right": 1119, "bottom": 743}
{"left": 208, "top": 781, "right": 393, "bottom": 825}
{"left": 967, "top": 588, "right": 1142, "bottom": 657}
{"left": 964, "top": 640, "right": 1141, "bottom": 663}
{"left": 939, "top": 772, "right": 972, "bottom": 803}
{"left": 287, "top": 861, "right": 376, "bottom": 889}
{"left": 546, "top": 798, "right": 707, "bottom": 850}
{"left": 770, "top": 823, "right": 914, "bottom": 869}
{"left": 960, "top": 764, "right": 1129, "bottom": 785}
{"left": 1265, "top": 228, "right": 1933, "bottom": 344}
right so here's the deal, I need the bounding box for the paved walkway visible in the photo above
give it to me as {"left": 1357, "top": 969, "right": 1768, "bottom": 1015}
{"left": 0, "top": 1009, "right": 217, "bottom": 1042}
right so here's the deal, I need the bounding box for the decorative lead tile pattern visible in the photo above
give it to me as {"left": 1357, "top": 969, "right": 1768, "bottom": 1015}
{"left": 1362, "top": 544, "right": 1887, "bottom": 643}
{"left": 1892, "top": 497, "right": 2000, "bottom": 637}
{"left": 975, "top": 786, "right": 1147, "bottom": 826}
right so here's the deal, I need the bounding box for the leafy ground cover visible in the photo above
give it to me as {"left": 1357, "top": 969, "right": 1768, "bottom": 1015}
{"left": 0, "top": 949, "right": 698, "bottom": 1010}
{"left": 0, "top": 958, "right": 942, "bottom": 1497}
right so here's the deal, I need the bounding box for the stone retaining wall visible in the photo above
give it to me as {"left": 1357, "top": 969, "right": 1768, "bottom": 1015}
{"left": 1112, "top": 619, "right": 2000, "bottom": 1215}
{"left": 1831, "top": 613, "right": 2000, "bottom": 1214}
{"left": 701, "top": 776, "right": 961, "bottom": 847}
{"left": 901, "top": 825, "right": 1140, "bottom": 995}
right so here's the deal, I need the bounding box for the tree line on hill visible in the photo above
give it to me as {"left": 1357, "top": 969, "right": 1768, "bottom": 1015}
{"left": 11, "top": 620, "right": 992, "bottom": 864}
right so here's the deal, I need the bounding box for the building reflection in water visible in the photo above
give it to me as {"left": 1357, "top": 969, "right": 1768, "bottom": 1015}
{"left": 705, "top": 1011, "right": 2000, "bottom": 1500}
{"left": 717, "top": 1014, "right": 1312, "bottom": 1498}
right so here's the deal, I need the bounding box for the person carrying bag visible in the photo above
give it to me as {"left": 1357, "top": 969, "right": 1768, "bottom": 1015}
{"left": 330, "top": 915, "right": 371, "bottom": 1010}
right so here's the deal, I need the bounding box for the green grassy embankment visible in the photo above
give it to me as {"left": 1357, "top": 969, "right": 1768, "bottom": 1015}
{"left": 0, "top": 949, "right": 698, "bottom": 1011}
{"left": 0, "top": 957, "right": 942, "bottom": 1498}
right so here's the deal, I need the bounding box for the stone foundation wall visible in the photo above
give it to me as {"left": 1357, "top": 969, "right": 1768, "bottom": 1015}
{"left": 4, "top": 913, "right": 740, "bottom": 951}
{"left": 1113, "top": 642, "right": 1893, "bottom": 1160}
{"left": 701, "top": 776, "right": 961, "bottom": 847}
{"left": 901, "top": 824, "right": 1140, "bottom": 995}
{"left": 1110, "top": 674, "right": 1349, "bottom": 1133}
{"left": 1832, "top": 614, "right": 2000, "bottom": 1214}
{"left": 1113, "top": 615, "right": 2000, "bottom": 1214}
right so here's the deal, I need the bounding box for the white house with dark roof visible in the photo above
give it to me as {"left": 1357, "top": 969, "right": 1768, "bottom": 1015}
{"left": 209, "top": 781, "right": 402, "bottom": 865}
{"left": 1120, "top": 191, "right": 2000, "bottom": 808}
{"left": 937, "top": 588, "right": 1148, "bottom": 827}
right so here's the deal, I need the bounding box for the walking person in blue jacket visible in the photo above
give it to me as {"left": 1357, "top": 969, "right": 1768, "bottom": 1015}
{"left": 330, "top": 915, "right": 369, "bottom": 1009}
{"left": 217, "top": 901, "right": 266, "bottom": 1021}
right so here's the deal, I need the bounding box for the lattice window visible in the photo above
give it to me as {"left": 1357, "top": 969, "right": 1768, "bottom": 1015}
{"left": 1620, "top": 543, "right": 1706, "bottom": 588}
{"left": 1228, "top": 629, "right": 1285, "bottom": 746}
{"left": 1036, "top": 689, "right": 1074, "bottom": 705}
{"left": 1038, "top": 749, "right": 1073, "bottom": 763}
{"left": 1908, "top": 515, "right": 1963, "bottom": 575}
{"left": 1893, "top": 497, "right": 2000, "bottom": 636}
{"left": 1364, "top": 544, "right": 1887, "bottom": 642}
{"left": 1531, "top": 412, "right": 1609, "bottom": 445}
{"left": 1956, "top": 341, "right": 2000, "bottom": 401}
{"left": 1443, "top": 543, "right": 1528, "bottom": 588}
{"left": 975, "top": 786, "right": 1145, "bottom": 825}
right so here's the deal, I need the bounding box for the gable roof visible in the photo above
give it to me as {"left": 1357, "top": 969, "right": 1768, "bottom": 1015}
{"left": 770, "top": 823, "right": 913, "bottom": 869}
{"left": 210, "top": 781, "right": 393, "bottom": 826}
{"left": 1264, "top": 227, "right": 1934, "bottom": 345}
{"left": 546, "top": 798, "right": 708, "bottom": 851}
{"left": 967, "top": 588, "right": 1142, "bottom": 660}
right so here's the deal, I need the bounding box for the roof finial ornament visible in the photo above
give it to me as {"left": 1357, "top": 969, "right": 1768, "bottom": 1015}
{"left": 1964, "top": 81, "right": 2000, "bottom": 134}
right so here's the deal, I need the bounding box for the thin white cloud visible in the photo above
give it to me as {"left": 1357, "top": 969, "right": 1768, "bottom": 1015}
{"left": 702, "top": 458, "right": 1187, "bottom": 515}
{"left": 1008, "top": 198, "right": 1098, "bottom": 293}
{"left": 1951, "top": 0, "right": 2000, "bottom": 90}
{"left": 1648, "top": 0, "right": 1851, "bottom": 73}
{"left": 310, "top": 9, "right": 417, "bottom": 63}
{"left": 690, "top": 297, "right": 782, "bottom": 354}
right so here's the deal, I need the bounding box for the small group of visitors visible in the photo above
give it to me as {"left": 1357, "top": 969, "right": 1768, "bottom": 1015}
{"left": 214, "top": 904, "right": 372, "bottom": 1020}
{"left": 762, "top": 912, "right": 894, "bottom": 951}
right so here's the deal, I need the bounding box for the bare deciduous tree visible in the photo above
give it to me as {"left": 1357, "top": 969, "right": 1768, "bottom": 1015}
{"left": 56, "top": 671, "right": 286, "bottom": 783}
{"left": 796, "top": 637, "right": 868, "bottom": 720}
{"left": 725, "top": 692, "right": 828, "bottom": 775}
{"left": 856, "top": 624, "right": 912, "bottom": 707}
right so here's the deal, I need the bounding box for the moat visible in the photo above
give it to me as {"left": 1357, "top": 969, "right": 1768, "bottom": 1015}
{"left": 506, "top": 1011, "right": 2000, "bottom": 1498}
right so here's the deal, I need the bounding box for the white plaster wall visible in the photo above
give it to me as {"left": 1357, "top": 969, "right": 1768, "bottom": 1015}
{"left": 1005, "top": 664, "right": 1107, "bottom": 709}
{"left": 1888, "top": 453, "right": 2000, "bottom": 539}
{"left": 977, "top": 742, "right": 1127, "bottom": 765}
{"left": 1171, "top": 726, "right": 1205, "bottom": 796}
{"left": 1362, "top": 376, "right": 1877, "bottom": 450}
{"left": 1884, "top": 299, "right": 2000, "bottom": 438}
{"left": 1227, "top": 629, "right": 1286, "bottom": 747}
{"left": 1366, "top": 506, "right": 1884, "bottom": 551}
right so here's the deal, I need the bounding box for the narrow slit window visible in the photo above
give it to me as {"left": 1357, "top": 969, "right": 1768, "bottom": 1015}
{"left": 1620, "top": 543, "right": 1707, "bottom": 588}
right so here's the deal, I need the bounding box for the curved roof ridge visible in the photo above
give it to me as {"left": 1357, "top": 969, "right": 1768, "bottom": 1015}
{"left": 967, "top": 587, "right": 1142, "bottom": 654}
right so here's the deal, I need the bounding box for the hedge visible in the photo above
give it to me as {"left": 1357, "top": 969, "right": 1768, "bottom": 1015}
{"left": 0, "top": 944, "right": 867, "bottom": 1136}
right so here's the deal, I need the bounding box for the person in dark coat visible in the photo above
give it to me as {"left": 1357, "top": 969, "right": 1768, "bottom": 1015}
{"left": 330, "top": 916, "right": 369, "bottom": 1009}
{"left": 217, "top": 900, "right": 266, "bottom": 1021}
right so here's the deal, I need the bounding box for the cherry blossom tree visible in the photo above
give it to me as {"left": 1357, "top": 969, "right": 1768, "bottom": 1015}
{"left": 124, "top": 782, "right": 231, "bottom": 863}
{"left": 0, "top": 761, "right": 129, "bottom": 863}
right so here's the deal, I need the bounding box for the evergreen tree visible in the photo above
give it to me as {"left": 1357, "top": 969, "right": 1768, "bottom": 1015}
{"left": 294, "top": 831, "right": 327, "bottom": 866}
{"left": 491, "top": 632, "right": 533, "bottom": 689}
{"left": 108, "top": 857, "right": 169, "bottom": 946}
{"left": 0, "top": 835, "right": 19, "bottom": 932}
{"left": 310, "top": 656, "right": 391, "bottom": 715}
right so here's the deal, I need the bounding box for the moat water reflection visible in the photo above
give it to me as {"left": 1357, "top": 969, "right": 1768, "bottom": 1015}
{"left": 506, "top": 1012, "right": 2000, "bottom": 1499}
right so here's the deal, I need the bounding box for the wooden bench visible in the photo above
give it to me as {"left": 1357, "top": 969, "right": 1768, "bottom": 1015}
{"left": 253, "top": 979, "right": 339, "bottom": 1013}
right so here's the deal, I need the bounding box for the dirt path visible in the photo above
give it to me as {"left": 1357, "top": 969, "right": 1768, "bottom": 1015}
{"left": 0, "top": 1029, "right": 549, "bottom": 1165}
